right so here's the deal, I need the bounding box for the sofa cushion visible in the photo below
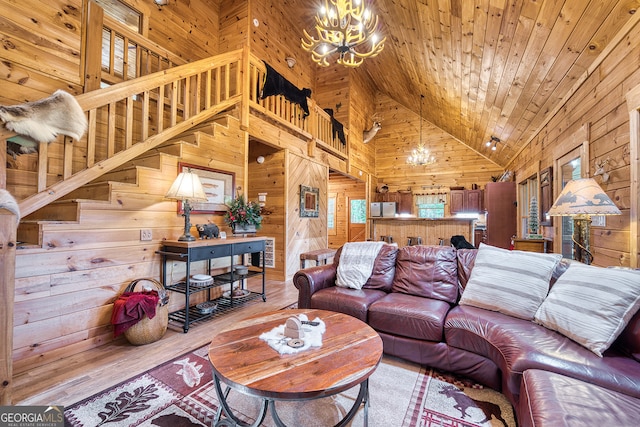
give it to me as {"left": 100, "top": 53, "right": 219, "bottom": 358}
{"left": 456, "top": 248, "right": 477, "bottom": 295}
{"left": 369, "top": 292, "right": 450, "bottom": 341}
{"left": 534, "top": 263, "right": 640, "bottom": 357}
{"left": 445, "top": 305, "right": 640, "bottom": 403}
{"left": 333, "top": 244, "right": 398, "bottom": 292}
{"left": 614, "top": 308, "right": 640, "bottom": 362}
{"left": 518, "top": 369, "right": 640, "bottom": 427}
{"left": 310, "top": 287, "right": 386, "bottom": 322}
{"left": 459, "top": 243, "right": 561, "bottom": 320}
{"left": 391, "top": 245, "right": 458, "bottom": 303}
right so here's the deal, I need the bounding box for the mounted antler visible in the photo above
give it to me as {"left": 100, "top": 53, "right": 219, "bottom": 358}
{"left": 594, "top": 157, "right": 610, "bottom": 183}
{"left": 363, "top": 115, "right": 382, "bottom": 144}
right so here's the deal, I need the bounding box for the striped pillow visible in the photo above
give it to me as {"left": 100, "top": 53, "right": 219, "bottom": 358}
{"left": 459, "top": 243, "right": 562, "bottom": 320}
{"left": 534, "top": 264, "right": 640, "bottom": 356}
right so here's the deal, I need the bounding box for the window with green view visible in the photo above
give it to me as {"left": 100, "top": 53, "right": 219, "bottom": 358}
{"left": 350, "top": 199, "right": 366, "bottom": 223}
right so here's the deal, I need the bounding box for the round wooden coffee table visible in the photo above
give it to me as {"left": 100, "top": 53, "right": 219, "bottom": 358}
{"left": 208, "top": 309, "right": 383, "bottom": 427}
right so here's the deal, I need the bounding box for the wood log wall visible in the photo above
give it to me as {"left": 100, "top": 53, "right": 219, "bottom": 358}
{"left": 0, "top": 211, "right": 17, "bottom": 405}
{"left": 247, "top": 149, "right": 286, "bottom": 281}
{"left": 286, "top": 152, "right": 328, "bottom": 280}
{"left": 372, "top": 94, "right": 504, "bottom": 194}
{"left": 248, "top": 0, "right": 316, "bottom": 96}
{"left": 508, "top": 15, "right": 640, "bottom": 268}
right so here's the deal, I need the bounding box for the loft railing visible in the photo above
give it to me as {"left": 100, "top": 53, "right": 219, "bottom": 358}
{"left": 247, "top": 55, "right": 349, "bottom": 159}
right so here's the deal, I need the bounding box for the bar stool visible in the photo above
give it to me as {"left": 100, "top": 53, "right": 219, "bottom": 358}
{"left": 380, "top": 235, "right": 394, "bottom": 243}
{"left": 407, "top": 237, "right": 423, "bottom": 246}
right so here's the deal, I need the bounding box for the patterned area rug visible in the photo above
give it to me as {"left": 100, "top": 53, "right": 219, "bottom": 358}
{"left": 65, "top": 345, "right": 515, "bottom": 427}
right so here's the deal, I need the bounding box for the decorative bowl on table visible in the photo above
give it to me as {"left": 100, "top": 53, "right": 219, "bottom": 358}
{"left": 190, "top": 274, "right": 213, "bottom": 287}
{"left": 196, "top": 301, "right": 218, "bottom": 314}
{"left": 234, "top": 265, "right": 249, "bottom": 276}
{"left": 223, "top": 289, "right": 251, "bottom": 299}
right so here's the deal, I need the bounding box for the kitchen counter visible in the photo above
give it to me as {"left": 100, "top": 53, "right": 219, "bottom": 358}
{"left": 370, "top": 217, "right": 475, "bottom": 247}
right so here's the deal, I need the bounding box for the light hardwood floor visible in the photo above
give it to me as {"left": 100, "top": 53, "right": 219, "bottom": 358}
{"left": 13, "top": 278, "right": 299, "bottom": 406}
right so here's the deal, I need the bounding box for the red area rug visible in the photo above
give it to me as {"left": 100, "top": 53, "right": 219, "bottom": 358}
{"left": 64, "top": 345, "right": 515, "bottom": 426}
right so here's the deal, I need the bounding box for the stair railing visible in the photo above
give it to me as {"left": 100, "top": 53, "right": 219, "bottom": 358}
{"left": 16, "top": 49, "right": 244, "bottom": 218}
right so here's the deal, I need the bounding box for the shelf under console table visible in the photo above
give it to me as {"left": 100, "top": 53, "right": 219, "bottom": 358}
{"left": 156, "top": 236, "right": 267, "bottom": 333}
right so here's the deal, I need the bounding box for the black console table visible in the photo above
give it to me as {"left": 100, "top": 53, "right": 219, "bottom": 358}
{"left": 156, "top": 237, "right": 267, "bottom": 333}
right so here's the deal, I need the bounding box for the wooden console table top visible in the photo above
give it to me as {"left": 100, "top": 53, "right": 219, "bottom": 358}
{"left": 162, "top": 235, "right": 266, "bottom": 248}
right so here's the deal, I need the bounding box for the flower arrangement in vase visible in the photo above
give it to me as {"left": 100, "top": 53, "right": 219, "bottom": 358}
{"left": 224, "top": 194, "right": 262, "bottom": 234}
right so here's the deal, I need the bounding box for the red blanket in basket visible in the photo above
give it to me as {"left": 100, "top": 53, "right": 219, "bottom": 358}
{"left": 111, "top": 291, "right": 160, "bottom": 337}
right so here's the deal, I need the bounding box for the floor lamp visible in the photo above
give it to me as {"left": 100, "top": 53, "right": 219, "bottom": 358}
{"left": 165, "top": 168, "right": 208, "bottom": 241}
{"left": 548, "top": 177, "right": 621, "bottom": 264}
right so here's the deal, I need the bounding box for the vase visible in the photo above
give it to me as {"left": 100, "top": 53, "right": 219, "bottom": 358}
{"left": 232, "top": 223, "right": 257, "bottom": 235}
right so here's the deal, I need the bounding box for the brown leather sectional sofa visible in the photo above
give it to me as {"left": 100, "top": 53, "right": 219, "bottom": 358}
{"left": 293, "top": 244, "right": 640, "bottom": 426}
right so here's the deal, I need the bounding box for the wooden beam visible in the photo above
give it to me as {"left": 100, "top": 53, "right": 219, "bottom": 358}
{"left": 0, "top": 211, "right": 17, "bottom": 404}
{"left": 625, "top": 86, "right": 640, "bottom": 269}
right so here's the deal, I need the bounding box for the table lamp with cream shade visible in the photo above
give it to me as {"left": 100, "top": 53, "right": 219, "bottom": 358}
{"left": 165, "top": 168, "right": 208, "bottom": 241}
{"left": 548, "top": 177, "right": 621, "bottom": 264}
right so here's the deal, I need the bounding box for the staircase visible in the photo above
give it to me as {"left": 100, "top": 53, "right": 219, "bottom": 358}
{"left": 0, "top": 18, "right": 356, "bottom": 402}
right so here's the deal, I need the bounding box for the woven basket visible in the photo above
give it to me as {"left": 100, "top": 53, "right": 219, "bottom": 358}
{"left": 123, "top": 278, "right": 169, "bottom": 346}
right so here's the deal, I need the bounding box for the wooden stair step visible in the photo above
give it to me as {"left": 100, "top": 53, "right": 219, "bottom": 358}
{"left": 22, "top": 200, "right": 80, "bottom": 222}
{"left": 60, "top": 182, "right": 114, "bottom": 201}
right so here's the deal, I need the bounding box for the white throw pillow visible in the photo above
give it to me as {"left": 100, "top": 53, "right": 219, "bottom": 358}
{"left": 459, "top": 243, "right": 562, "bottom": 320}
{"left": 534, "top": 263, "right": 640, "bottom": 356}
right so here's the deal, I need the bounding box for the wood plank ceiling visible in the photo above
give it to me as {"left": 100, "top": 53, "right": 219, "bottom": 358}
{"left": 288, "top": 0, "right": 640, "bottom": 167}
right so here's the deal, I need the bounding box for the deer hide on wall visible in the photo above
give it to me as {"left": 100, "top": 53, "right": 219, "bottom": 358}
{"left": 0, "top": 90, "right": 87, "bottom": 144}
{"left": 0, "top": 189, "right": 20, "bottom": 222}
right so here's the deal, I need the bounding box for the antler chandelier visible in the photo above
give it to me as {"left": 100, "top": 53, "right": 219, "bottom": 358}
{"left": 301, "top": 0, "right": 386, "bottom": 68}
{"left": 407, "top": 95, "right": 436, "bottom": 166}
{"left": 407, "top": 144, "right": 436, "bottom": 166}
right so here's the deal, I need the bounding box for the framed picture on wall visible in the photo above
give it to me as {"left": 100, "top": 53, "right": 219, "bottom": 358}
{"left": 178, "top": 163, "right": 235, "bottom": 214}
{"left": 300, "top": 185, "right": 319, "bottom": 217}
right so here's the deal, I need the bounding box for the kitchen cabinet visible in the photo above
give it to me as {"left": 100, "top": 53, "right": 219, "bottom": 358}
{"left": 514, "top": 238, "right": 549, "bottom": 253}
{"left": 484, "top": 182, "right": 517, "bottom": 249}
{"left": 375, "top": 191, "right": 413, "bottom": 215}
{"left": 450, "top": 189, "right": 484, "bottom": 214}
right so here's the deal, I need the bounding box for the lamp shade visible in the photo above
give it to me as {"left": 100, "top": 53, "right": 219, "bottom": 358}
{"left": 548, "top": 177, "right": 621, "bottom": 216}
{"left": 165, "top": 170, "right": 208, "bottom": 202}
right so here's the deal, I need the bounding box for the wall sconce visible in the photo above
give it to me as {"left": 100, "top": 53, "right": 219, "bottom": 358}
{"left": 485, "top": 136, "right": 500, "bottom": 151}
{"left": 285, "top": 57, "right": 296, "bottom": 68}
{"left": 154, "top": 0, "right": 169, "bottom": 5}
{"left": 256, "top": 155, "right": 265, "bottom": 164}
{"left": 593, "top": 157, "right": 611, "bottom": 183}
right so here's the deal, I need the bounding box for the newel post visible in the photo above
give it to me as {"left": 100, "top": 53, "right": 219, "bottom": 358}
{"left": 0, "top": 210, "right": 17, "bottom": 405}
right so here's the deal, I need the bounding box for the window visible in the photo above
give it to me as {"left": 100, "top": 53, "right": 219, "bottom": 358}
{"left": 328, "top": 194, "right": 337, "bottom": 235}
{"left": 350, "top": 199, "right": 366, "bottom": 224}
{"left": 415, "top": 194, "right": 445, "bottom": 218}
{"left": 553, "top": 133, "right": 588, "bottom": 260}
{"left": 518, "top": 175, "right": 538, "bottom": 237}
{"left": 94, "top": 0, "right": 141, "bottom": 31}
{"left": 557, "top": 153, "right": 582, "bottom": 258}
{"left": 95, "top": 0, "right": 143, "bottom": 81}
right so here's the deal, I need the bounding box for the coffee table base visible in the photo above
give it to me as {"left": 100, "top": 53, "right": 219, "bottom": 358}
{"left": 212, "top": 374, "right": 370, "bottom": 427}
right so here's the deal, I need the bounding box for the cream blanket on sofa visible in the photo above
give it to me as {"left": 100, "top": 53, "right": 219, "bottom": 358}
{"left": 336, "top": 241, "right": 385, "bottom": 289}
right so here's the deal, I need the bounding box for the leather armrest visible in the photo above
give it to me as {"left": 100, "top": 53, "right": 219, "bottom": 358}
{"left": 293, "top": 264, "right": 337, "bottom": 308}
